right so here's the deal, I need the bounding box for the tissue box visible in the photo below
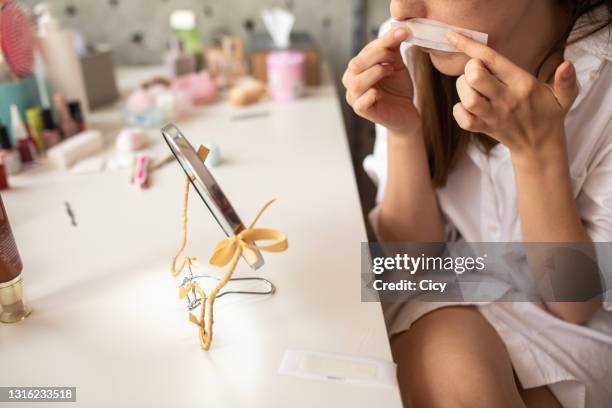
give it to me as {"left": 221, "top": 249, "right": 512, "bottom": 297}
{"left": 248, "top": 32, "right": 320, "bottom": 86}
{"left": 80, "top": 50, "right": 119, "bottom": 109}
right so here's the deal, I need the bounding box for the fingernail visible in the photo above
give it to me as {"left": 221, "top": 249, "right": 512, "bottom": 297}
{"left": 447, "top": 32, "right": 459, "bottom": 45}
{"left": 562, "top": 62, "right": 574, "bottom": 80}
{"left": 394, "top": 28, "right": 407, "bottom": 39}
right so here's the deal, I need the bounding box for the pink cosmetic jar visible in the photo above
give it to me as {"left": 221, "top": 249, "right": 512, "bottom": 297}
{"left": 266, "top": 51, "right": 306, "bottom": 102}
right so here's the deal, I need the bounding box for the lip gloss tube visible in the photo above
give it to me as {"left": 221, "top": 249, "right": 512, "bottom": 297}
{"left": 0, "top": 194, "right": 32, "bottom": 323}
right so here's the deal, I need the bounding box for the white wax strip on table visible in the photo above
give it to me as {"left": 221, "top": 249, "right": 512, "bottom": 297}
{"left": 390, "top": 18, "right": 488, "bottom": 52}
{"left": 279, "top": 350, "right": 398, "bottom": 388}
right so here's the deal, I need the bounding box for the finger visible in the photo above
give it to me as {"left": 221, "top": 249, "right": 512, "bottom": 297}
{"left": 345, "top": 89, "right": 355, "bottom": 106}
{"left": 345, "top": 88, "right": 362, "bottom": 106}
{"left": 354, "top": 88, "right": 381, "bottom": 116}
{"left": 453, "top": 102, "right": 488, "bottom": 133}
{"left": 463, "top": 58, "right": 505, "bottom": 99}
{"left": 456, "top": 75, "right": 493, "bottom": 118}
{"left": 379, "top": 27, "right": 410, "bottom": 49}
{"left": 346, "top": 87, "right": 368, "bottom": 106}
{"left": 447, "top": 32, "right": 518, "bottom": 81}
{"left": 552, "top": 61, "right": 579, "bottom": 111}
{"left": 348, "top": 29, "right": 410, "bottom": 74}
{"left": 347, "top": 64, "right": 394, "bottom": 99}
{"left": 347, "top": 48, "right": 400, "bottom": 76}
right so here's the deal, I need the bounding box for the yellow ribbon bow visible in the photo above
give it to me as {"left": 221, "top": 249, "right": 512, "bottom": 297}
{"left": 172, "top": 177, "right": 288, "bottom": 350}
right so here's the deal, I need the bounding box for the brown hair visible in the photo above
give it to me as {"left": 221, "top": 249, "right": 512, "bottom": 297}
{"left": 418, "top": 0, "right": 612, "bottom": 187}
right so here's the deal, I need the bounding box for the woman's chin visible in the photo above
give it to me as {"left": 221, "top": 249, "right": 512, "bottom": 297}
{"left": 428, "top": 51, "right": 470, "bottom": 77}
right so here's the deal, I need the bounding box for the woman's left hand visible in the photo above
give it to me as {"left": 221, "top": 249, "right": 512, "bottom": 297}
{"left": 446, "top": 32, "right": 579, "bottom": 161}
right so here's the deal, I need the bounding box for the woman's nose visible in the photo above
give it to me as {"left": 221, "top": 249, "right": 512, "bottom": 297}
{"left": 390, "top": 0, "right": 426, "bottom": 21}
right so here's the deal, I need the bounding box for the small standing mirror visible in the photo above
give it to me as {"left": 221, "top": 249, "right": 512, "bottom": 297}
{"left": 161, "top": 123, "right": 264, "bottom": 270}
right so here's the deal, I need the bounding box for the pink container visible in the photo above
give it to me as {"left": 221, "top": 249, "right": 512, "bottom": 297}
{"left": 171, "top": 72, "right": 218, "bottom": 105}
{"left": 266, "top": 51, "right": 306, "bottom": 102}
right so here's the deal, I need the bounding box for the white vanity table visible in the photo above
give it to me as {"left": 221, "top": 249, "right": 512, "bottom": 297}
{"left": 0, "top": 66, "right": 402, "bottom": 408}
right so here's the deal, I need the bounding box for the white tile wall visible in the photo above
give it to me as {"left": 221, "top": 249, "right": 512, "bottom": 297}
{"left": 22, "top": 0, "right": 390, "bottom": 79}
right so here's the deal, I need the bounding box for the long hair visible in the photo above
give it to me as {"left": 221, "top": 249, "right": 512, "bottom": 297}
{"left": 420, "top": 1, "right": 612, "bottom": 188}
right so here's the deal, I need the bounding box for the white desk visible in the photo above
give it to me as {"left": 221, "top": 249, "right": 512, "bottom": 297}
{"left": 0, "top": 67, "right": 401, "bottom": 407}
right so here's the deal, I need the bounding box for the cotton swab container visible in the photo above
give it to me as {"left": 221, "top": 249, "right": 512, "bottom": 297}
{"left": 266, "top": 51, "right": 305, "bottom": 102}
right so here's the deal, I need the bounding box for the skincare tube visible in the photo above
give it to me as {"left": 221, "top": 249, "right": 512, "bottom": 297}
{"left": 0, "top": 194, "right": 32, "bottom": 323}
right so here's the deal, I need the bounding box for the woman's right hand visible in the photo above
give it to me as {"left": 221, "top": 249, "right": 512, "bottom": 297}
{"left": 342, "top": 28, "right": 421, "bottom": 134}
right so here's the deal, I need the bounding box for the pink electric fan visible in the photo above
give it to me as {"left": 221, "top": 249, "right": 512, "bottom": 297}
{"left": 0, "top": 0, "right": 35, "bottom": 78}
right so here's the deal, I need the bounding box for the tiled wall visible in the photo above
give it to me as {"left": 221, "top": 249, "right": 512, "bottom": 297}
{"left": 21, "top": 0, "right": 391, "bottom": 232}
{"left": 22, "top": 0, "right": 391, "bottom": 79}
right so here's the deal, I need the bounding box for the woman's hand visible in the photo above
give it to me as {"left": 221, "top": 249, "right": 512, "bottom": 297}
{"left": 342, "top": 28, "right": 421, "bottom": 135}
{"left": 447, "top": 34, "right": 601, "bottom": 324}
{"left": 446, "top": 32, "right": 579, "bottom": 163}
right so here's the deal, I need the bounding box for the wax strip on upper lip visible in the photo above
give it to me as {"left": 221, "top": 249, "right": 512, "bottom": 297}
{"left": 390, "top": 18, "right": 488, "bottom": 52}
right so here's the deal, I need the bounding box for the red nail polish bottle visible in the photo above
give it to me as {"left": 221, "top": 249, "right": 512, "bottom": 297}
{"left": 0, "top": 164, "right": 8, "bottom": 190}
{"left": 0, "top": 124, "right": 22, "bottom": 175}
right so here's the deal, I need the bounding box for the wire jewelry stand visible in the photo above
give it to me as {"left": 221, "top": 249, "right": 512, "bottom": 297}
{"left": 180, "top": 263, "right": 275, "bottom": 311}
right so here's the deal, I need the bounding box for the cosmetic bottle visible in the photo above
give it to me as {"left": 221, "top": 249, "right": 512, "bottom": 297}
{"left": 0, "top": 165, "right": 8, "bottom": 190}
{"left": 165, "top": 38, "right": 196, "bottom": 78}
{"left": 54, "top": 94, "right": 77, "bottom": 138}
{"left": 0, "top": 194, "right": 32, "bottom": 323}
{"left": 10, "top": 105, "right": 38, "bottom": 164}
{"left": 170, "top": 10, "right": 204, "bottom": 70}
{"left": 26, "top": 107, "right": 46, "bottom": 153}
{"left": 68, "top": 101, "right": 86, "bottom": 133}
{"left": 41, "top": 108, "right": 62, "bottom": 148}
{"left": 0, "top": 124, "right": 22, "bottom": 175}
{"left": 36, "top": 3, "right": 89, "bottom": 118}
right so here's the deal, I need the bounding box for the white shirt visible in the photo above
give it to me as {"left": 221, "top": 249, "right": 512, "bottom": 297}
{"left": 364, "top": 14, "right": 612, "bottom": 407}
{"left": 364, "top": 22, "right": 612, "bottom": 244}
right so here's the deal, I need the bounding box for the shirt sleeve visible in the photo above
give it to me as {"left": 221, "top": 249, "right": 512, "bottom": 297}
{"left": 363, "top": 125, "right": 389, "bottom": 204}
{"left": 362, "top": 20, "right": 394, "bottom": 205}
{"left": 576, "top": 118, "right": 612, "bottom": 310}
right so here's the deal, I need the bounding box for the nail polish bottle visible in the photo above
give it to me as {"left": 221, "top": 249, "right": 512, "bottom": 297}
{"left": 0, "top": 124, "right": 22, "bottom": 175}
{"left": 68, "top": 101, "right": 86, "bottom": 133}
{"left": 54, "top": 94, "right": 77, "bottom": 139}
{"left": 0, "top": 194, "right": 32, "bottom": 323}
{"left": 41, "top": 108, "right": 62, "bottom": 149}
{"left": 0, "top": 164, "right": 8, "bottom": 191}
{"left": 26, "top": 107, "right": 45, "bottom": 154}
{"left": 10, "top": 105, "right": 38, "bottom": 164}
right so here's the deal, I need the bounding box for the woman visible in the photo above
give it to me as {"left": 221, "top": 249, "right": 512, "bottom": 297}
{"left": 343, "top": 0, "right": 612, "bottom": 407}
